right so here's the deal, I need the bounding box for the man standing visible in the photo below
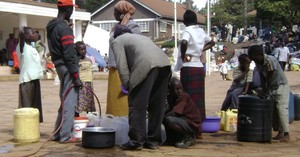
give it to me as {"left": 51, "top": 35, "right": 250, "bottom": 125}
{"left": 111, "top": 26, "right": 171, "bottom": 150}
{"left": 46, "top": 0, "right": 82, "bottom": 143}
{"left": 6, "top": 33, "right": 18, "bottom": 61}
{"left": 226, "top": 23, "right": 233, "bottom": 42}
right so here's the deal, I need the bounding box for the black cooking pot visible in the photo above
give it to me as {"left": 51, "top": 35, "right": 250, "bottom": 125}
{"left": 82, "top": 127, "right": 116, "bottom": 148}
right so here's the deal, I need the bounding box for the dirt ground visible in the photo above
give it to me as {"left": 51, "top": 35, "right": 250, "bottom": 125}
{"left": 0, "top": 69, "right": 299, "bottom": 157}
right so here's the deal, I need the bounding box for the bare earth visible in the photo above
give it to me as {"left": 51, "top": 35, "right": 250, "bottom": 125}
{"left": 0, "top": 70, "right": 299, "bottom": 157}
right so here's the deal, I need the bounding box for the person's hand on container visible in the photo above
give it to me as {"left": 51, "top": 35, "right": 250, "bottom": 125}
{"left": 121, "top": 85, "right": 128, "bottom": 94}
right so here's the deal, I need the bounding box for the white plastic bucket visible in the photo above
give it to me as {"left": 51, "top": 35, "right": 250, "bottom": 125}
{"left": 73, "top": 117, "right": 89, "bottom": 138}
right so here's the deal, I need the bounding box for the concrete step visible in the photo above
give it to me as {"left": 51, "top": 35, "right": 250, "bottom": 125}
{"left": 0, "top": 66, "right": 13, "bottom": 75}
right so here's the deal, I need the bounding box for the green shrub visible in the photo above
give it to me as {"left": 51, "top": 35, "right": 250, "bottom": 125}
{"left": 161, "top": 40, "right": 176, "bottom": 48}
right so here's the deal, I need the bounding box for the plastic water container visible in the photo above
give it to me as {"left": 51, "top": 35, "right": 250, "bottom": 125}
{"left": 219, "top": 110, "right": 225, "bottom": 130}
{"left": 289, "top": 92, "right": 295, "bottom": 123}
{"left": 73, "top": 117, "right": 89, "bottom": 139}
{"left": 224, "top": 109, "right": 238, "bottom": 132}
{"left": 295, "top": 94, "right": 300, "bottom": 120}
{"left": 14, "top": 108, "right": 40, "bottom": 143}
{"left": 237, "top": 95, "right": 273, "bottom": 142}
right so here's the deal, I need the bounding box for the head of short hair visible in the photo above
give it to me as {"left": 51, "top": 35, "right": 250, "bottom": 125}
{"left": 238, "top": 54, "right": 251, "bottom": 64}
{"left": 23, "top": 27, "right": 32, "bottom": 35}
{"left": 169, "top": 77, "right": 181, "bottom": 91}
{"left": 75, "top": 41, "right": 85, "bottom": 48}
{"left": 248, "top": 45, "right": 264, "bottom": 57}
{"left": 21, "top": 26, "right": 38, "bottom": 43}
{"left": 183, "top": 10, "right": 197, "bottom": 26}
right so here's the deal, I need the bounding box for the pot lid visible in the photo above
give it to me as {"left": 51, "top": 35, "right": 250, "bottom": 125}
{"left": 82, "top": 127, "right": 115, "bottom": 133}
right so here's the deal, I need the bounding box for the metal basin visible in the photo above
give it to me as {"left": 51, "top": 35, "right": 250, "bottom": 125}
{"left": 82, "top": 127, "right": 116, "bottom": 148}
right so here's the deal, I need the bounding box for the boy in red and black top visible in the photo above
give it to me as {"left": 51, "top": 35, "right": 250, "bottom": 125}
{"left": 163, "top": 77, "right": 201, "bottom": 148}
{"left": 46, "top": 0, "right": 82, "bottom": 143}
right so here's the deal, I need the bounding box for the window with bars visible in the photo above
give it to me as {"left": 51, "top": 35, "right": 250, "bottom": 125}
{"left": 160, "top": 21, "right": 167, "bottom": 32}
{"left": 136, "top": 21, "right": 149, "bottom": 32}
{"left": 99, "top": 23, "right": 116, "bottom": 32}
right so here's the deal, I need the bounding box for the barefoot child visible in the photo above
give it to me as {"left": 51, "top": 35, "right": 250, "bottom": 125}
{"left": 75, "top": 41, "right": 96, "bottom": 116}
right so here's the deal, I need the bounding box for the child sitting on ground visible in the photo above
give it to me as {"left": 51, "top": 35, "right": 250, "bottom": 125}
{"left": 163, "top": 77, "right": 201, "bottom": 148}
{"left": 220, "top": 54, "right": 253, "bottom": 111}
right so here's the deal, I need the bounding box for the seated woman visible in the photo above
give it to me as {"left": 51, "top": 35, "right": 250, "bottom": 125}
{"left": 220, "top": 54, "right": 253, "bottom": 111}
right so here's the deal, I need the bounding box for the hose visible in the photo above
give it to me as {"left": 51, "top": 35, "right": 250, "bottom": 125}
{"left": 49, "top": 84, "right": 102, "bottom": 141}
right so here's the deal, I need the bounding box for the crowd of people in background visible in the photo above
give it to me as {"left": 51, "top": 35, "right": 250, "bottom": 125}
{"left": 211, "top": 23, "right": 300, "bottom": 48}
{"left": 211, "top": 22, "right": 300, "bottom": 75}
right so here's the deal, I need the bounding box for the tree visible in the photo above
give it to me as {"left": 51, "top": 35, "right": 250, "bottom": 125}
{"left": 210, "top": 0, "right": 245, "bottom": 27}
{"left": 256, "top": 0, "right": 300, "bottom": 27}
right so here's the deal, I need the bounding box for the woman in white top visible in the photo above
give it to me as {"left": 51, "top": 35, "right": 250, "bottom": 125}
{"left": 175, "top": 10, "right": 215, "bottom": 126}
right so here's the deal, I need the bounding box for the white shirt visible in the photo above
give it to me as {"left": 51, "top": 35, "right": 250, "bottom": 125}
{"left": 277, "top": 46, "right": 290, "bottom": 62}
{"left": 227, "top": 24, "right": 233, "bottom": 34}
{"left": 17, "top": 43, "right": 43, "bottom": 84}
{"left": 175, "top": 25, "right": 211, "bottom": 71}
{"left": 220, "top": 62, "right": 228, "bottom": 74}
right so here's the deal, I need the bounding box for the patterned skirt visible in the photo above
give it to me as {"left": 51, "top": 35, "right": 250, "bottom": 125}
{"left": 76, "top": 82, "right": 96, "bottom": 113}
{"left": 180, "top": 67, "right": 205, "bottom": 120}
